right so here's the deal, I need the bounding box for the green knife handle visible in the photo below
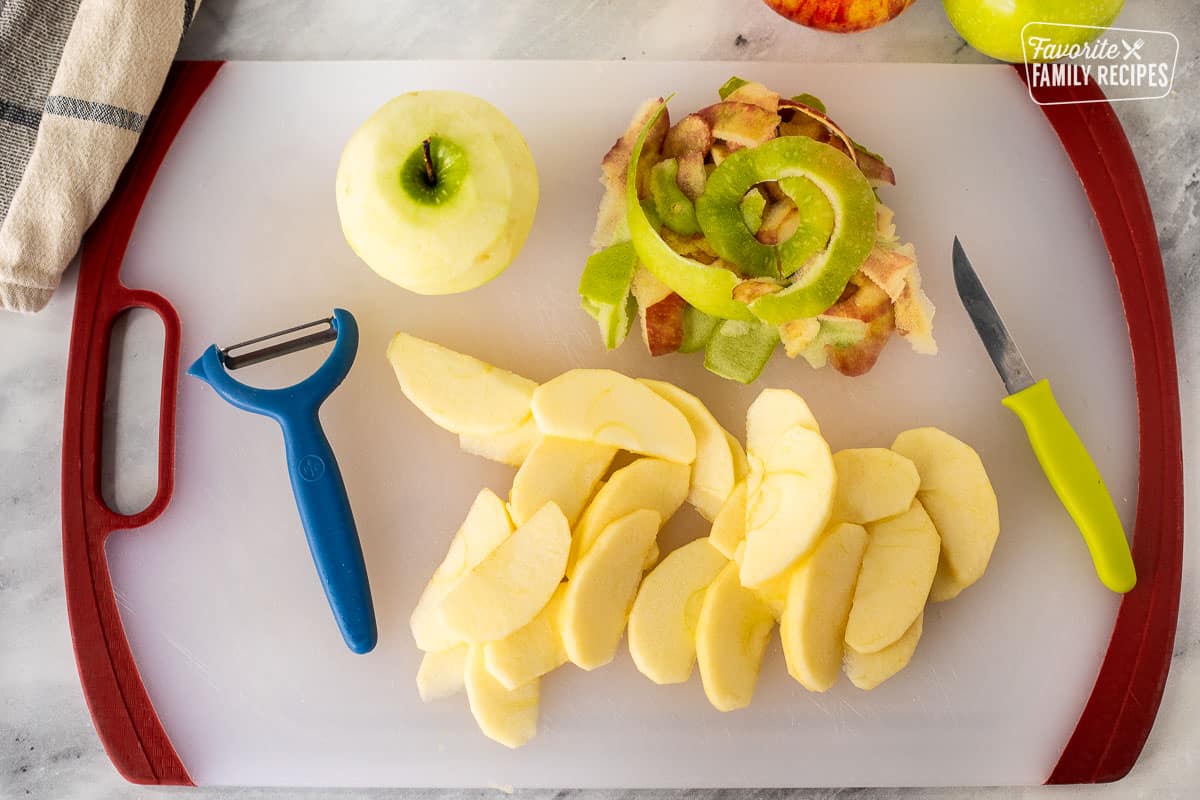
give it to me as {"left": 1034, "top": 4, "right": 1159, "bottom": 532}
{"left": 1002, "top": 379, "right": 1136, "bottom": 593}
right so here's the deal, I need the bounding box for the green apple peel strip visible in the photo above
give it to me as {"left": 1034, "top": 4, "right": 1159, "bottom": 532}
{"left": 626, "top": 99, "right": 755, "bottom": 322}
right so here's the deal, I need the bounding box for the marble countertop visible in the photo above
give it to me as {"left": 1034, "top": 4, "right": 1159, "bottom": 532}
{"left": 2, "top": 1, "right": 1197, "bottom": 798}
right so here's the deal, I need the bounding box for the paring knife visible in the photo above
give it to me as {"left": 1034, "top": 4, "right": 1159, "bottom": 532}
{"left": 952, "top": 238, "right": 1136, "bottom": 593}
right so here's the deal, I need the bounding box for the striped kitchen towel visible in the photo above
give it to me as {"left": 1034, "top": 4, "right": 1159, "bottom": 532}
{"left": 0, "top": 0, "right": 201, "bottom": 313}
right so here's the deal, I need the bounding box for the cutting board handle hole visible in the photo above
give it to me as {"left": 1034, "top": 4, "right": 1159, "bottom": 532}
{"left": 100, "top": 307, "right": 166, "bottom": 516}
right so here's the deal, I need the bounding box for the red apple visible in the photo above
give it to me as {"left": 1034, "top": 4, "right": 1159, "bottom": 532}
{"left": 763, "top": 0, "right": 917, "bottom": 33}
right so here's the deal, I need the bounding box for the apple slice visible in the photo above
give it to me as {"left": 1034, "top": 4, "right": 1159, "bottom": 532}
{"left": 560, "top": 509, "right": 661, "bottom": 670}
{"left": 387, "top": 333, "right": 537, "bottom": 436}
{"left": 748, "top": 567, "right": 793, "bottom": 619}
{"left": 708, "top": 480, "right": 748, "bottom": 560}
{"left": 741, "top": 469, "right": 835, "bottom": 588}
{"left": 727, "top": 430, "right": 749, "bottom": 482}
{"left": 628, "top": 538, "right": 729, "bottom": 685}
{"left": 440, "top": 502, "right": 570, "bottom": 644}
{"left": 746, "top": 389, "right": 820, "bottom": 458}
{"left": 531, "top": 369, "right": 697, "bottom": 464}
{"left": 639, "top": 379, "right": 737, "bottom": 520}
{"left": 410, "top": 489, "right": 513, "bottom": 652}
{"left": 891, "top": 428, "right": 999, "bottom": 601}
{"left": 831, "top": 448, "right": 920, "bottom": 525}
{"left": 739, "top": 424, "right": 836, "bottom": 588}
{"left": 757, "top": 423, "right": 835, "bottom": 480}
{"left": 336, "top": 91, "right": 538, "bottom": 296}
{"left": 483, "top": 584, "right": 568, "bottom": 691}
{"left": 844, "top": 613, "right": 924, "bottom": 691}
{"left": 568, "top": 457, "right": 689, "bottom": 577}
{"left": 464, "top": 645, "right": 539, "bottom": 749}
{"left": 509, "top": 436, "right": 617, "bottom": 527}
{"left": 696, "top": 561, "right": 776, "bottom": 711}
{"left": 780, "top": 522, "right": 869, "bottom": 692}
{"left": 844, "top": 500, "right": 940, "bottom": 654}
{"left": 416, "top": 643, "right": 470, "bottom": 702}
{"left": 458, "top": 417, "right": 540, "bottom": 467}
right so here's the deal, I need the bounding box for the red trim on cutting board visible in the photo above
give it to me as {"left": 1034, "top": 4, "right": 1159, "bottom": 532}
{"left": 61, "top": 60, "right": 222, "bottom": 786}
{"left": 59, "top": 61, "right": 1180, "bottom": 786}
{"left": 1019, "top": 70, "right": 1184, "bottom": 784}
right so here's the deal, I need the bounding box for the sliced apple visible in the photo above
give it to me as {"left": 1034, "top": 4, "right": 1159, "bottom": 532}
{"left": 458, "top": 416, "right": 540, "bottom": 467}
{"left": 727, "top": 430, "right": 749, "bottom": 482}
{"left": 892, "top": 427, "right": 999, "bottom": 601}
{"left": 708, "top": 480, "right": 747, "bottom": 560}
{"left": 483, "top": 584, "right": 568, "bottom": 691}
{"left": 531, "top": 369, "right": 697, "bottom": 464}
{"left": 386, "top": 333, "right": 537, "bottom": 435}
{"left": 640, "top": 379, "right": 737, "bottom": 520}
{"left": 756, "top": 423, "right": 835, "bottom": 480}
{"left": 781, "top": 522, "right": 869, "bottom": 692}
{"left": 560, "top": 509, "right": 661, "bottom": 670}
{"left": 748, "top": 567, "right": 792, "bottom": 619}
{"left": 831, "top": 448, "right": 920, "bottom": 525}
{"left": 464, "top": 645, "right": 539, "bottom": 749}
{"left": 746, "top": 388, "right": 820, "bottom": 459}
{"left": 509, "top": 436, "right": 617, "bottom": 527}
{"left": 416, "top": 643, "right": 470, "bottom": 702}
{"left": 568, "top": 457, "right": 689, "bottom": 577}
{"left": 845, "top": 500, "right": 940, "bottom": 654}
{"left": 410, "top": 489, "right": 513, "bottom": 652}
{"left": 440, "top": 502, "right": 570, "bottom": 644}
{"left": 740, "top": 427, "right": 836, "bottom": 588}
{"left": 628, "top": 538, "right": 729, "bottom": 684}
{"left": 696, "top": 561, "right": 776, "bottom": 711}
{"left": 844, "top": 613, "right": 924, "bottom": 691}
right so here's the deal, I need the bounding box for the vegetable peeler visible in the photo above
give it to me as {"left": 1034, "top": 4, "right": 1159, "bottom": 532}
{"left": 187, "top": 308, "right": 378, "bottom": 653}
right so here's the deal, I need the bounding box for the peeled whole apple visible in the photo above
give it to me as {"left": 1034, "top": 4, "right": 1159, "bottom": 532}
{"left": 762, "top": 0, "right": 918, "bottom": 34}
{"left": 336, "top": 91, "right": 538, "bottom": 294}
{"left": 943, "top": 0, "right": 1125, "bottom": 63}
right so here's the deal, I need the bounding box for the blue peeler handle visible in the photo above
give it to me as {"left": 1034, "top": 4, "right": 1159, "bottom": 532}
{"left": 188, "top": 308, "right": 377, "bottom": 654}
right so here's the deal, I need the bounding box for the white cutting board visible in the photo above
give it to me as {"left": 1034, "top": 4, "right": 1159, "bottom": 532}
{"left": 105, "top": 61, "right": 1136, "bottom": 787}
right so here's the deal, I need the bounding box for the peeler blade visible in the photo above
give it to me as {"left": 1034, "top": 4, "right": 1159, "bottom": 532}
{"left": 219, "top": 317, "right": 337, "bottom": 370}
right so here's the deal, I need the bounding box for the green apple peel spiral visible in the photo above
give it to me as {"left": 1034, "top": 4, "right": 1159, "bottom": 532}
{"left": 626, "top": 100, "right": 877, "bottom": 325}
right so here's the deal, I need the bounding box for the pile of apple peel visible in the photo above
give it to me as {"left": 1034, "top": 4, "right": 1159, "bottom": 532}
{"left": 389, "top": 334, "right": 998, "bottom": 748}
{"left": 582, "top": 77, "right": 937, "bottom": 383}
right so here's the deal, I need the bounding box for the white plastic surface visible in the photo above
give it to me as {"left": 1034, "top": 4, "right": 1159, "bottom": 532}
{"left": 105, "top": 62, "right": 1137, "bottom": 787}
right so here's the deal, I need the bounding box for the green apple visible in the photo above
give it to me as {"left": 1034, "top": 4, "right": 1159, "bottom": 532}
{"left": 697, "top": 136, "right": 874, "bottom": 320}
{"left": 626, "top": 102, "right": 755, "bottom": 322}
{"left": 336, "top": 91, "right": 538, "bottom": 295}
{"left": 649, "top": 159, "right": 701, "bottom": 236}
{"left": 943, "top": 0, "right": 1125, "bottom": 64}
{"left": 579, "top": 242, "right": 638, "bottom": 349}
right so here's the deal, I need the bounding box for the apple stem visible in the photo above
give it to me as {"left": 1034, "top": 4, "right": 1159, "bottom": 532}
{"left": 422, "top": 138, "right": 436, "bottom": 186}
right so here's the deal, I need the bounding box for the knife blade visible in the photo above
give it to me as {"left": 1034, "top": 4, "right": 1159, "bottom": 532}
{"left": 952, "top": 237, "right": 1136, "bottom": 594}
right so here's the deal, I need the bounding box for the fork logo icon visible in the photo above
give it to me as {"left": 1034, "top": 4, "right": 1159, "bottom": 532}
{"left": 1122, "top": 38, "right": 1145, "bottom": 60}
